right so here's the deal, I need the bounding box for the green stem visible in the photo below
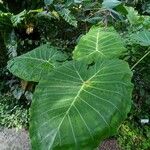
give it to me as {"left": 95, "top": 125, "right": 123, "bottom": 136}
{"left": 131, "top": 50, "right": 150, "bottom": 70}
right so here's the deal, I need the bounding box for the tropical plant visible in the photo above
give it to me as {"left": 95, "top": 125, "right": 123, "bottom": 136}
{"left": 7, "top": 26, "right": 133, "bottom": 149}
{"left": 1, "top": 0, "right": 128, "bottom": 113}
{"left": 0, "top": 94, "right": 29, "bottom": 129}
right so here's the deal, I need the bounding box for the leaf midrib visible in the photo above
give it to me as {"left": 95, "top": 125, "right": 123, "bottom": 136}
{"left": 17, "top": 56, "right": 54, "bottom": 66}
{"left": 95, "top": 29, "right": 105, "bottom": 56}
{"left": 49, "top": 64, "right": 107, "bottom": 147}
{"left": 50, "top": 83, "right": 84, "bottom": 148}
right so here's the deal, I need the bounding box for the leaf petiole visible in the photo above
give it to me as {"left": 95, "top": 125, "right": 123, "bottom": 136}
{"left": 131, "top": 50, "right": 150, "bottom": 70}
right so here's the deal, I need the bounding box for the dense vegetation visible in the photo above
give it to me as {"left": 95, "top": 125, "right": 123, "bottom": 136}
{"left": 0, "top": 0, "right": 150, "bottom": 149}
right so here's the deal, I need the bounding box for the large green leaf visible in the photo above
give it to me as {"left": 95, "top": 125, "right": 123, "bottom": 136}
{"left": 73, "top": 26, "right": 126, "bottom": 61}
{"left": 30, "top": 59, "right": 133, "bottom": 149}
{"left": 131, "top": 30, "right": 150, "bottom": 46}
{"left": 7, "top": 44, "right": 67, "bottom": 82}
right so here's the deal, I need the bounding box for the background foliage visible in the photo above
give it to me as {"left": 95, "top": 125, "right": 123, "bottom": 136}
{"left": 0, "top": 0, "right": 150, "bottom": 149}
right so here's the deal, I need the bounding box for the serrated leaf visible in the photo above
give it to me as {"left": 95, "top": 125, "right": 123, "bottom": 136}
{"left": 131, "top": 30, "right": 150, "bottom": 46}
{"left": 30, "top": 59, "right": 133, "bottom": 149}
{"left": 73, "top": 26, "right": 126, "bottom": 61}
{"left": 125, "top": 6, "right": 140, "bottom": 25}
{"left": 57, "top": 8, "right": 77, "bottom": 27}
{"left": 7, "top": 44, "right": 67, "bottom": 82}
{"left": 11, "top": 10, "right": 27, "bottom": 27}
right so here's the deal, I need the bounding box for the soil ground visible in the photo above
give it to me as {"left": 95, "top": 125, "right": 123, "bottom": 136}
{"left": 0, "top": 128, "right": 120, "bottom": 150}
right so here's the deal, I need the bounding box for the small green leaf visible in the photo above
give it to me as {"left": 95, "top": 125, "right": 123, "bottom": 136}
{"left": 30, "top": 59, "right": 133, "bottom": 149}
{"left": 44, "top": 0, "right": 54, "bottom": 5}
{"left": 102, "top": 0, "right": 121, "bottom": 9}
{"left": 131, "top": 30, "right": 150, "bottom": 46}
{"left": 7, "top": 44, "right": 67, "bottom": 82}
{"left": 57, "top": 8, "right": 77, "bottom": 27}
{"left": 11, "top": 10, "right": 27, "bottom": 27}
{"left": 85, "top": 16, "right": 102, "bottom": 24}
{"left": 125, "top": 6, "right": 140, "bottom": 25}
{"left": 73, "top": 26, "right": 126, "bottom": 61}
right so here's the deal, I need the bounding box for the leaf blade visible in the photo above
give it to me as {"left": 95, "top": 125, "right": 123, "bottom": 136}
{"left": 57, "top": 8, "right": 77, "bottom": 27}
{"left": 7, "top": 44, "right": 67, "bottom": 82}
{"left": 102, "top": 0, "right": 121, "bottom": 9}
{"left": 30, "top": 59, "right": 133, "bottom": 149}
{"left": 131, "top": 30, "right": 150, "bottom": 46}
{"left": 73, "top": 26, "right": 126, "bottom": 61}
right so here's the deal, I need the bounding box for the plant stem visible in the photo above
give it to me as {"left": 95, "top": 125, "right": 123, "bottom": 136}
{"left": 131, "top": 50, "right": 150, "bottom": 70}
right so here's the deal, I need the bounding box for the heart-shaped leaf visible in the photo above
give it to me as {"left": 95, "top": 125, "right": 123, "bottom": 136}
{"left": 73, "top": 26, "right": 126, "bottom": 61}
{"left": 7, "top": 44, "right": 67, "bottom": 82}
{"left": 30, "top": 59, "right": 133, "bottom": 149}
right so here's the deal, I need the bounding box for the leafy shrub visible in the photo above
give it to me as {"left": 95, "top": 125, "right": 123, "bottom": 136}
{"left": 0, "top": 0, "right": 150, "bottom": 149}
{"left": 8, "top": 26, "right": 133, "bottom": 149}
{"left": 118, "top": 119, "right": 150, "bottom": 150}
{"left": 0, "top": 94, "right": 29, "bottom": 129}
